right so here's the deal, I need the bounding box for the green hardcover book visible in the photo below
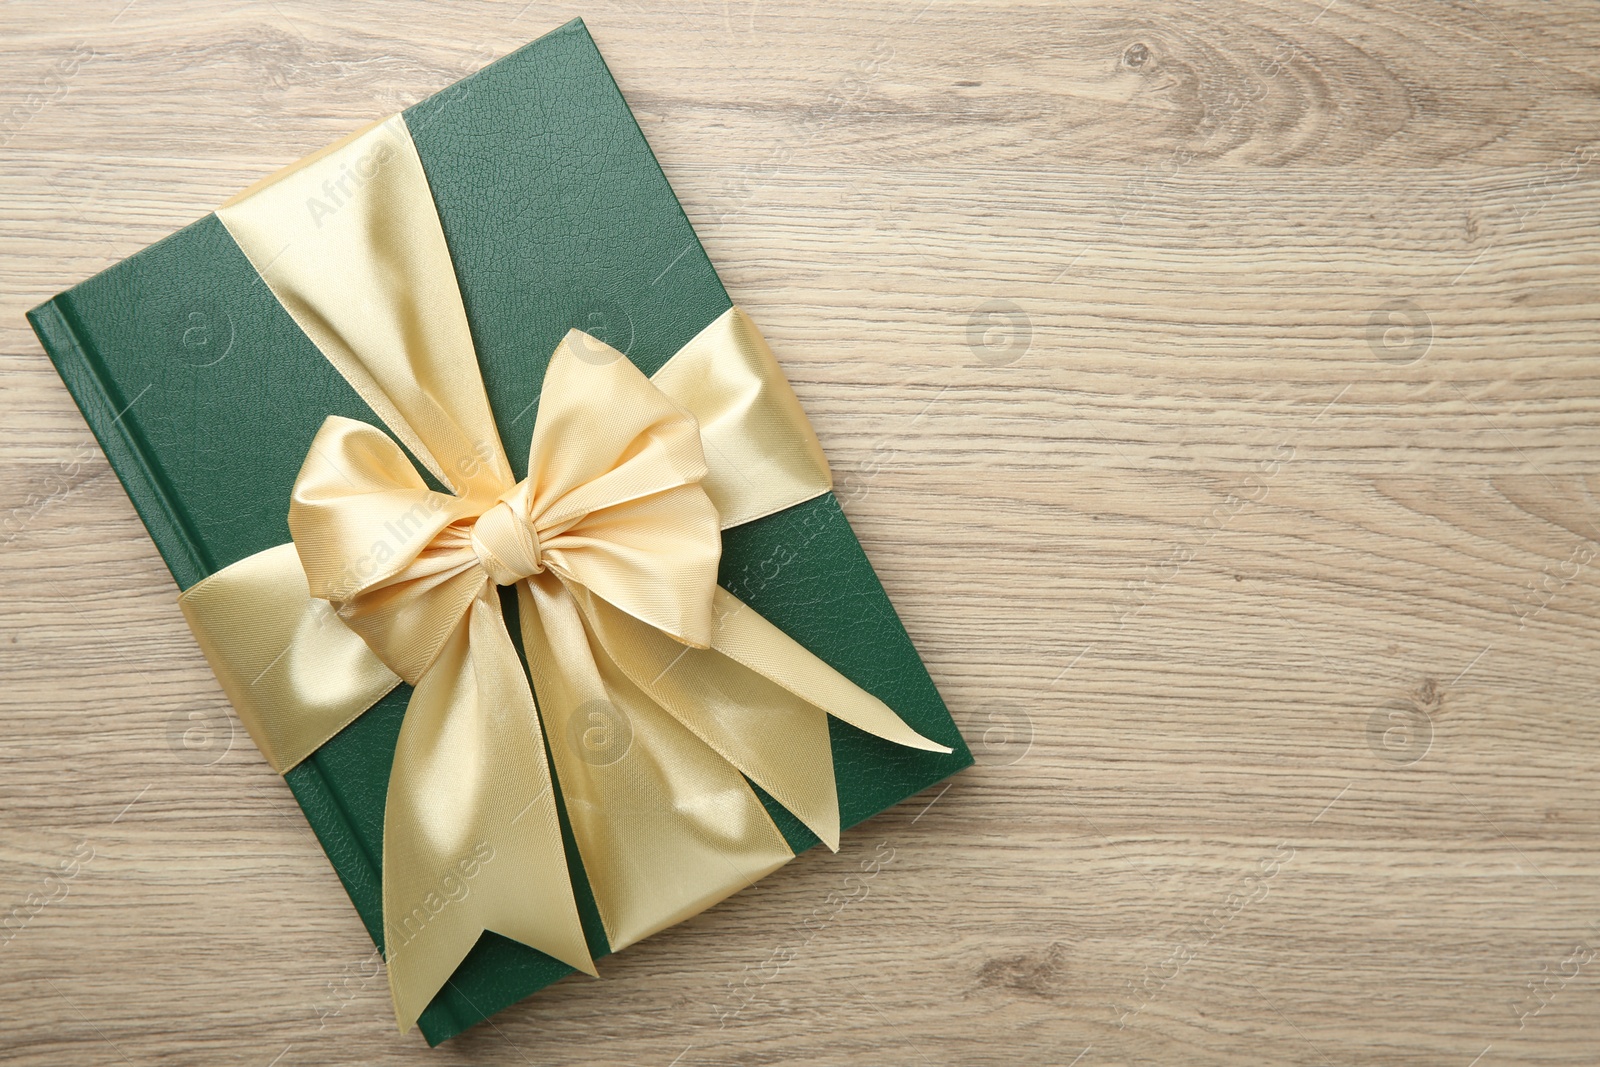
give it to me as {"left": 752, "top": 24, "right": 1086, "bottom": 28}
{"left": 27, "top": 17, "right": 970, "bottom": 1045}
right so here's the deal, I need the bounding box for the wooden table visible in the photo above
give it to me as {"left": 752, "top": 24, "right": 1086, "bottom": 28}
{"left": 3, "top": 1, "right": 1597, "bottom": 1063}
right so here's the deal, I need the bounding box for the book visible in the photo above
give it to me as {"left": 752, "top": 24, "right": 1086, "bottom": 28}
{"left": 27, "top": 17, "right": 971, "bottom": 1044}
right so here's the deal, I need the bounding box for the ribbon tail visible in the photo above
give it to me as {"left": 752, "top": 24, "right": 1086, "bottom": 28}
{"left": 382, "top": 586, "right": 594, "bottom": 1034}
{"left": 515, "top": 574, "right": 794, "bottom": 955}
{"left": 571, "top": 585, "right": 950, "bottom": 855}
{"left": 707, "top": 588, "right": 953, "bottom": 756}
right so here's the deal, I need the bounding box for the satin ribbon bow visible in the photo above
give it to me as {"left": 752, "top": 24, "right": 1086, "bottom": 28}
{"left": 174, "top": 112, "right": 951, "bottom": 1034}
{"left": 285, "top": 331, "right": 948, "bottom": 1030}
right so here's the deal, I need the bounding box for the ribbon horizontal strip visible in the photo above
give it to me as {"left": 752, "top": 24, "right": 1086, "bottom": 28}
{"left": 179, "top": 110, "right": 948, "bottom": 1033}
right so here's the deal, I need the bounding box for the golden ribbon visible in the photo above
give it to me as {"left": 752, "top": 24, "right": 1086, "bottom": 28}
{"left": 175, "top": 114, "right": 948, "bottom": 1032}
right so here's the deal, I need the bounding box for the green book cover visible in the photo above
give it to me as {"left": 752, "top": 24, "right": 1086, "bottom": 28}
{"left": 27, "top": 17, "right": 970, "bottom": 1045}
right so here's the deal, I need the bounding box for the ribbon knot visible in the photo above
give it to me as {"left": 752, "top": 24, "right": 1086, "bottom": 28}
{"left": 470, "top": 498, "right": 542, "bottom": 585}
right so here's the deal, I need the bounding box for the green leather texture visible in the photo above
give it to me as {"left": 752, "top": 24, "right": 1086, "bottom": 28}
{"left": 28, "top": 18, "right": 970, "bottom": 1045}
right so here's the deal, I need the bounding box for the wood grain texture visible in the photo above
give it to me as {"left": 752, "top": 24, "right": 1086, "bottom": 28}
{"left": 3, "top": 1, "right": 1599, "bottom": 1063}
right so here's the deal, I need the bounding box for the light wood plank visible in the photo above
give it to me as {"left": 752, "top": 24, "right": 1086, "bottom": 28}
{"left": 2, "top": 1, "right": 1598, "bottom": 1063}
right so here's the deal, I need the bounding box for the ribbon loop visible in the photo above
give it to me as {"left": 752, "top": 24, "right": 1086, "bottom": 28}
{"left": 520, "top": 335, "right": 723, "bottom": 649}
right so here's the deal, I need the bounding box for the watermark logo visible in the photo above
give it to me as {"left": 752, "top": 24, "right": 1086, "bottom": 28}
{"left": 165, "top": 706, "right": 235, "bottom": 766}
{"left": 568, "top": 300, "right": 634, "bottom": 365}
{"left": 566, "top": 699, "right": 633, "bottom": 766}
{"left": 1367, "top": 700, "right": 1433, "bottom": 766}
{"left": 967, "top": 300, "right": 1032, "bottom": 367}
{"left": 174, "top": 298, "right": 234, "bottom": 369}
{"left": 1366, "top": 300, "right": 1432, "bottom": 365}
{"left": 971, "top": 701, "right": 1034, "bottom": 767}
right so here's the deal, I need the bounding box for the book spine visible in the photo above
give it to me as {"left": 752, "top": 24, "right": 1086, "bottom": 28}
{"left": 26, "top": 293, "right": 417, "bottom": 1026}
{"left": 26, "top": 295, "right": 211, "bottom": 590}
